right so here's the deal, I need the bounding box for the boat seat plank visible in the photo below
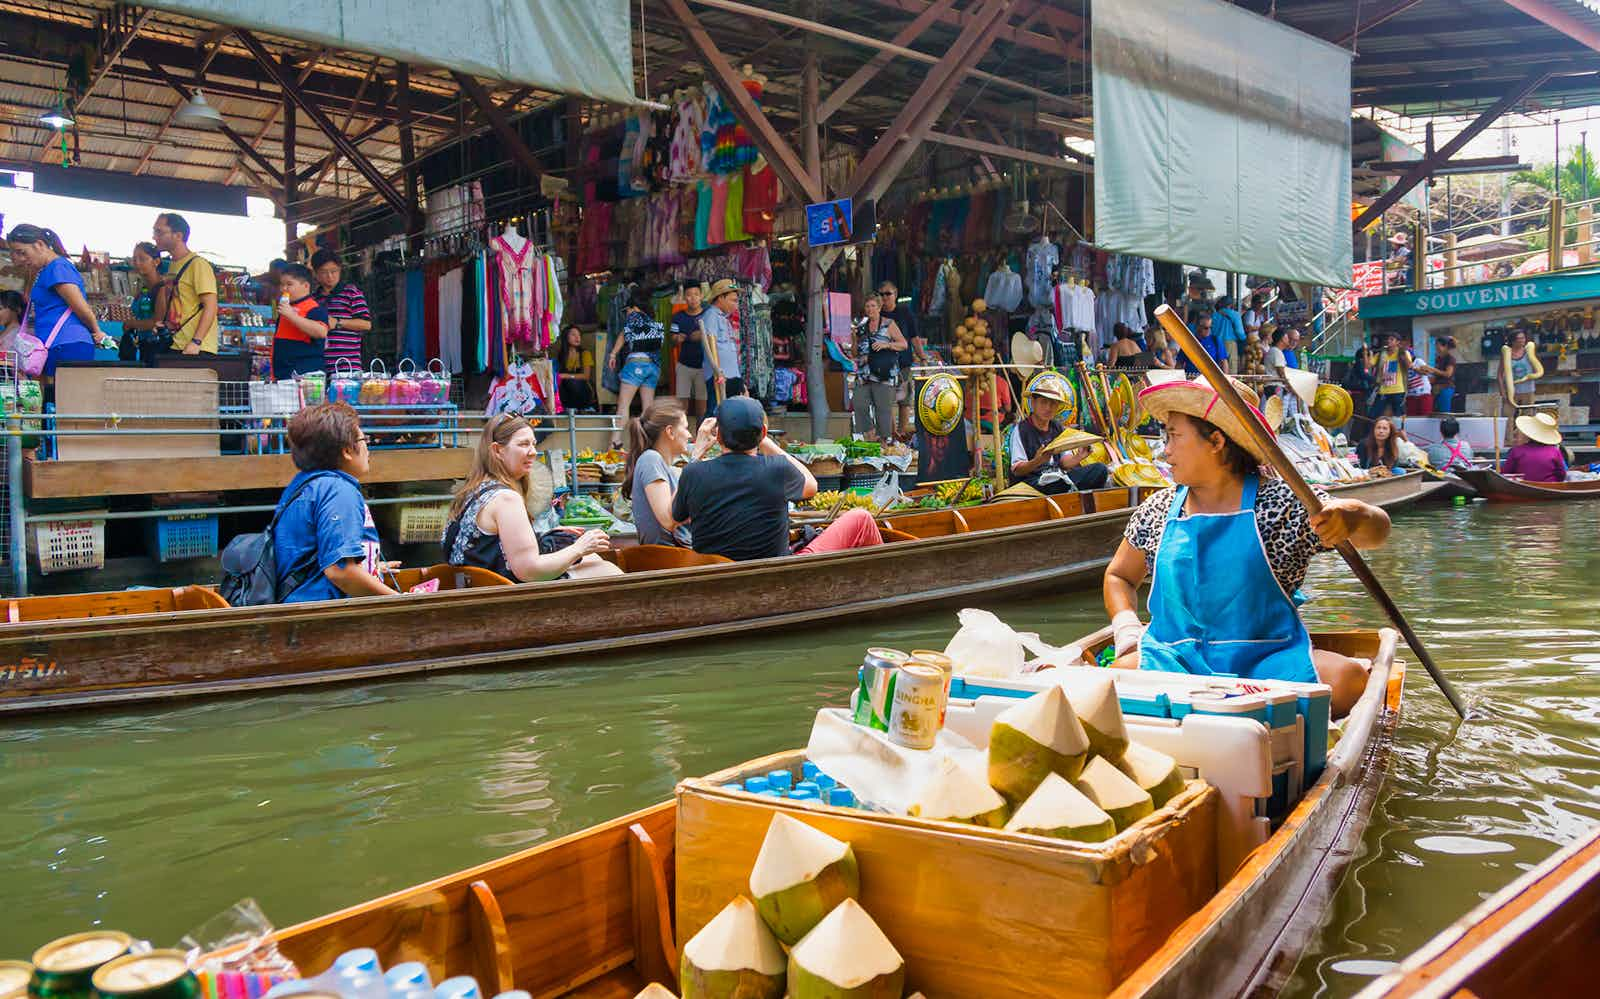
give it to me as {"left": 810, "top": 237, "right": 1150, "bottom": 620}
{"left": 1088, "top": 487, "right": 1133, "bottom": 512}
{"left": 388, "top": 565, "right": 515, "bottom": 592}
{"left": 627, "top": 823, "right": 677, "bottom": 988}
{"left": 960, "top": 497, "right": 1060, "bottom": 532}
{"left": 467, "top": 880, "right": 515, "bottom": 994}
{"left": 878, "top": 507, "right": 969, "bottom": 538}
{"left": 879, "top": 528, "right": 920, "bottom": 544}
{"left": 620, "top": 546, "right": 732, "bottom": 573}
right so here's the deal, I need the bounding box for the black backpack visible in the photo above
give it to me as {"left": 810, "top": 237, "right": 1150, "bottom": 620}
{"left": 219, "top": 473, "right": 332, "bottom": 606}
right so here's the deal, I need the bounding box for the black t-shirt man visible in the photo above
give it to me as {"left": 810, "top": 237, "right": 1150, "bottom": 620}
{"left": 670, "top": 397, "right": 815, "bottom": 561}
{"left": 880, "top": 283, "right": 919, "bottom": 373}
{"left": 671, "top": 308, "right": 704, "bottom": 370}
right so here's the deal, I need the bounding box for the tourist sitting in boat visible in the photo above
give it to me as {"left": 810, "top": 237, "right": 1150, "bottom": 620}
{"left": 1008, "top": 372, "right": 1109, "bottom": 493}
{"left": 1501, "top": 412, "right": 1567, "bottom": 483}
{"left": 1102, "top": 376, "right": 1391, "bottom": 717}
{"left": 623, "top": 399, "right": 715, "bottom": 547}
{"left": 1424, "top": 418, "right": 1475, "bottom": 472}
{"left": 671, "top": 396, "right": 884, "bottom": 560}
{"left": 274, "top": 403, "right": 397, "bottom": 601}
{"left": 1357, "top": 416, "right": 1401, "bottom": 470}
{"left": 444, "top": 414, "right": 622, "bottom": 581}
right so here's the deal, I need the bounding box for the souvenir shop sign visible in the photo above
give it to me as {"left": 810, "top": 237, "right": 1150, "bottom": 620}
{"left": 1092, "top": 0, "right": 1353, "bottom": 288}
{"left": 1360, "top": 272, "right": 1600, "bottom": 320}
{"left": 806, "top": 199, "right": 855, "bottom": 247}
{"left": 146, "top": 0, "right": 636, "bottom": 105}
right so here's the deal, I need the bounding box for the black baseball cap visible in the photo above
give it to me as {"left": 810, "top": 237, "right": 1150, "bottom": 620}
{"left": 716, "top": 396, "right": 766, "bottom": 451}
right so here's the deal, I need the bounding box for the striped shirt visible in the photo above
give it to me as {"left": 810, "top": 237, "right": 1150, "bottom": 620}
{"left": 316, "top": 281, "right": 371, "bottom": 371}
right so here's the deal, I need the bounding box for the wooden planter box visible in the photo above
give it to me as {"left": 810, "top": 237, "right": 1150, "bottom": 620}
{"left": 675, "top": 750, "right": 1218, "bottom": 999}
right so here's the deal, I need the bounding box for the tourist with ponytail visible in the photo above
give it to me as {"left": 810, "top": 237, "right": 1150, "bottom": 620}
{"left": 5, "top": 223, "right": 108, "bottom": 381}
{"left": 624, "top": 399, "right": 716, "bottom": 547}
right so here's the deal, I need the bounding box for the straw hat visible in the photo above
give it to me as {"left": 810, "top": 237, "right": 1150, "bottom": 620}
{"left": 707, "top": 278, "right": 738, "bottom": 302}
{"left": 1284, "top": 367, "right": 1319, "bottom": 409}
{"left": 1514, "top": 410, "right": 1561, "bottom": 446}
{"left": 1263, "top": 395, "right": 1285, "bottom": 433}
{"left": 1137, "top": 375, "right": 1276, "bottom": 466}
{"left": 1024, "top": 370, "right": 1070, "bottom": 403}
{"left": 1310, "top": 384, "right": 1353, "bottom": 429}
{"left": 917, "top": 372, "right": 964, "bottom": 436}
{"left": 1010, "top": 330, "right": 1046, "bottom": 368}
{"left": 526, "top": 460, "right": 555, "bottom": 517}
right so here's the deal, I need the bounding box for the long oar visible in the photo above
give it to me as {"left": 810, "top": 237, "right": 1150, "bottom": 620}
{"left": 1154, "top": 305, "right": 1469, "bottom": 720}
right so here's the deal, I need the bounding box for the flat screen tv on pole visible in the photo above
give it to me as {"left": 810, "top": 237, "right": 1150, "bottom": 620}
{"left": 807, "top": 199, "right": 855, "bottom": 247}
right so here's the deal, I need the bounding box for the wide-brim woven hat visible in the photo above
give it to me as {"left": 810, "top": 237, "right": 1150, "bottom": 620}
{"left": 1010, "top": 330, "right": 1046, "bottom": 367}
{"left": 1024, "top": 369, "right": 1070, "bottom": 403}
{"left": 1284, "top": 367, "right": 1320, "bottom": 409}
{"left": 1515, "top": 410, "right": 1562, "bottom": 445}
{"left": 1311, "top": 384, "right": 1353, "bottom": 429}
{"left": 1137, "top": 374, "right": 1276, "bottom": 466}
{"left": 526, "top": 460, "right": 555, "bottom": 517}
{"left": 917, "top": 372, "right": 964, "bottom": 436}
{"left": 707, "top": 278, "right": 738, "bottom": 300}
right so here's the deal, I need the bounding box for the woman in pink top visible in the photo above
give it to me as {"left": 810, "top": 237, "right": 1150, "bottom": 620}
{"left": 1501, "top": 412, "right": 1567, "bottom": 483}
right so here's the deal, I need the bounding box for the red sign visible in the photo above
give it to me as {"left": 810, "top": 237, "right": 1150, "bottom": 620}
{"left": 1331, "top": 261, "right": 1388, "bottom": 315}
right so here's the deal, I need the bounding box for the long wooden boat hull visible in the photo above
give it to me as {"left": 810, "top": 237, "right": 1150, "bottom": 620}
{"left": 0, "top": 505, "right": 1132, "bottom": 716}
{"left": 230, "top": 630, "right": 1401, "bottom": 999}
{"left": 1356, "top": 824, "right": 1600, "bottom": 998}
{"left": 1420, "top": 468, "right": 1477, "bottom": 501}
{"left": 1456, "top": 467, "right": 1600, "bottom": 502}
{"left": 1328, "top": 470, "right": 1449, "bottom": 511}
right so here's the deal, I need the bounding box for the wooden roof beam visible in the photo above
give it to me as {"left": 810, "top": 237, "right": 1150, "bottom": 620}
{"left": 1333, "top": 0, "right": 1429, "bottom": 47}
{"left": 925, "top": 128, "right": 1087, "bottom": 174}
{"left": 1499, "top": 0, "right": 1600, "bottom": 55}
{"left": 864, "top": 0, "right": 1084, "bottom": 59}
{"left": 451, "top": 70, "right": 547, "bottom": 179}
{"left": 818, "top": 0, "right": 957, "bottom": 123}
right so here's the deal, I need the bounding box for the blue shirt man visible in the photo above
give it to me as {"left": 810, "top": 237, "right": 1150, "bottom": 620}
{"left": 272, "top": 470, "right": 383, "bottom": 602}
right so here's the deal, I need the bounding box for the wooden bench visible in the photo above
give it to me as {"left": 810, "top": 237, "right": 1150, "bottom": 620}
{"left": 878, "top": 507, "right": 970, "bottom": 539}
{"left": 1087, "top": 487, "right": 1133, "bottom": 512}
{"left": 387, "top": 564, "right": 514, "bottom": 591}
{"left": 619, "top": 545, "right": 733, "bottom": 572}
{"left": 6, "top": 585, "right": 229, "bottom": 623}
{"left": 959, "top": 496, "right": 1064, "bottom": 532}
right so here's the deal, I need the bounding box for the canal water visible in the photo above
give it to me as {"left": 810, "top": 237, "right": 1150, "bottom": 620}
{"left": 2, "top": 503, "right": 1597, "bottom": 997}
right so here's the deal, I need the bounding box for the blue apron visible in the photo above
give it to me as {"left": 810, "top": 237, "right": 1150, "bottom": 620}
{"left": 1140, "top": 474, "right": 1316, "bottom": 683}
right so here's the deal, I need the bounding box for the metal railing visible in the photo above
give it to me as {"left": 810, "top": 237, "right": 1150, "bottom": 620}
{"left": 1398, "top": 195, "right": 1600, "bottom": 292}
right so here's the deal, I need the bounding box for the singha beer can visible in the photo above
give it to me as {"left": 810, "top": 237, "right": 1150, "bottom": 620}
{"left": 887, "top": 663, "right": 947, "bottom": 750}
{"left": 90, "top": 952, "right": 199, "bottom": 999}
{"left": 855, "top": 647, "right": 910, "bottom": 731}
{"left": 908, "top": 650, "right": 955, "bottom": 724}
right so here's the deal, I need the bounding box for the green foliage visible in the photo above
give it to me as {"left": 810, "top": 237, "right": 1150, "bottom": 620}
{"left": 1512, "top": 145, "right": 1598, "bottom": 200}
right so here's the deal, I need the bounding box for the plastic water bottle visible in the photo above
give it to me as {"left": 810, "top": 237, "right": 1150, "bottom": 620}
{"left": 720, "top": 783, "right": 744, "bottom": 792}
{"left": 433, "top": 977, "right": 481, "bottom": 999}
{"left": 789, "top": 788, "right": 818, "bottom": 801}
{"left": 743, "top": 776, "right": 770, "bottom": 794}
{"left": 334, "top": 952, "right": 381, "bottom": 978}
{"left": 794, "top": 781, "right": 820, "bottom": 798}
{"left": 766, "top": 769, "right": 793, "bottom": 792}
{"left": 802, "top": 761, "right": 820, "bottom": 781}
{"left": 384, "top": 964, "right": 432, "bottom": 995}
{"left": 329, "top": 950, "right": 385, "bottom": 999}
{"left": 490, "top": 992, "right": 531, "bottom": 999}
{"left": 826, "top": 787, "right": 856, "bottom": 808}
{"left": 815, "top": 773, "right": 837, "bottom": 793}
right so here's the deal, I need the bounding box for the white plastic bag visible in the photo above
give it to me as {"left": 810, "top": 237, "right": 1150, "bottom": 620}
{"left": 943, "top": 608, "right": 1027, "bottom": 678}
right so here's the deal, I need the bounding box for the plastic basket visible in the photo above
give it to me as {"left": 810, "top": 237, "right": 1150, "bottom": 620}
{"left": 145, "top": 514, "right": 219, "bottom": 562}
{"left": 29, "top": 515, "right": 107, "bottom": 574}
{"left": 393, "top": 502, "right": 451, "bottom": 544}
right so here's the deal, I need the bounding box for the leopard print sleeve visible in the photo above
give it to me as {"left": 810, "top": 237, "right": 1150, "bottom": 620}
{"left": 1124, "top": 487, "right": 1175, "bottom": 574}
{"left": 1253, "top": 477, "right": 1333, "bottom": 595}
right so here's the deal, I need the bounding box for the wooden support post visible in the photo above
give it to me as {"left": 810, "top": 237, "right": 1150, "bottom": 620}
{"left": 991, "top": 370, "right": 1005, "bottom": 489}
{"left": 1444, "top": 231, "right": 1458, "bottom": 287}
{"left": 1580, "top": 204, "right": 1594, "bottom": 264}
{"left": 450, "top": 71, "right": 547, "bottom": 180}
{"left": 802, "top": 47, "right": 832, "bottom": 441}
{"left": 396, "top": 63, "right": 421, "bottom": 249}
{"left": 282, "top": 81, "right": 296, "bottom": 257}
{"left": 818, "top": 0, "right": 958, "bottom": 122}
{"left": 1412, "top": 220, "right": 1425, "bottom": 292}
{"left": 1550, "top": 197, "right": 1566, "bottom": 272}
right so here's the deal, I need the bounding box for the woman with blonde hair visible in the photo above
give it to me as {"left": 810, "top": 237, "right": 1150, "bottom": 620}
{"left": 443, "top": 413, "right": 621, "bottom": 581}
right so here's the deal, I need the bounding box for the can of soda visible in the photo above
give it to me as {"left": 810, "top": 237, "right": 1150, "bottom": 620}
{"left": 908, "top": 650, "right": 955, "bottom": 724}
{"left": 1, "top": 962, "right": 34, "bottom": 999}
{"left": 90, "top": 952, "right": 199, "bottom": 999}
{"left": 855, "top": 647, "right": 910, "bottom": 730}
{"left": 29, "top": 932, "right": 132, "bottom": 999}
{"left": 887, "top": 663, "right": 947, "bottom": 749}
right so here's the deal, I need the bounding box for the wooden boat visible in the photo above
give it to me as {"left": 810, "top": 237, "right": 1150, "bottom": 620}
{"left": 216, "top": 628, "right": 1403, "bottom": 999}
{"left": 1420, "top": 467, "right": 1477, "bottom": 501}
{"left": 0, "top": 490, "right": 1137, "bottom": 717}
{"left": 1356, "top": 824, "right": 1600, "bottom": 998}
{"left": 1456, "top": 466, "right": 1600, "bottom": 502}
{"left": 1327, "top": 469, "right": 1450, "bottom": 511}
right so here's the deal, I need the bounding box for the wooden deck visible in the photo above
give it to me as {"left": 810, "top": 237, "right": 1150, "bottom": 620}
{"left": 25, "top": 447, "right": 475, "bottom": 499}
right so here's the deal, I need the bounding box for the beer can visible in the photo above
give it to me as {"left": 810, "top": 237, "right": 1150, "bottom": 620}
{"left": 91, "top": 952, "right": 198, "bottom": 999}
{"left": 887, "top": 663, "right": 947, "bottom": 749}
{"left": 855, "top": 647, "right": 910, "bottom": 731}
{"left": 909, "top": 650, "right": 955, "bottom": 724}
{"left": 30, "top": 932, "right": 131, "bottom": 999}
{"left": 1, "top": 962, "right": 34, "bottom": 999}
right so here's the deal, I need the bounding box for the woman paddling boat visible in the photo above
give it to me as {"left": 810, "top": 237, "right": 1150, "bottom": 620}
{"left": 1102, "top": 374, "right": 1391, "bottom": 716}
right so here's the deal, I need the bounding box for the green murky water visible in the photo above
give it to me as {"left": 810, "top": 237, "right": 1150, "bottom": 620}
{"left": 1, "top": 504, "right": 1596, "bottom": 997}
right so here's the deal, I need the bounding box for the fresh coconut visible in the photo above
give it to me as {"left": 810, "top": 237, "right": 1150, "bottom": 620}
{"left": 1004, "top": 772, "right": 1116, "bottom": 842}
{"left": 908, "top": 755, "right": 1009, "bottom": 828}
{"left": 1113, "top": 741, "right": 1186, "bottom": 809}
{"left": 680, "top": 896, "right": 786, "bottom": 999}
{"left": 987, "top": 687, "right": 1090, "bottom": 805}
{"left": 787, "top": 899, "right": 905, "bottom": 999}
{"left": 635, "top": 986, "right": 679, "bottom": 999}
{"left": 1059, "top": 673, "right": 1129, "bottom": 760}
{"left": 748, "top": 813, "right": 860, "bottom": 945}
{"left": 1074, "top": 755, "right": 1154, "bottom": 832}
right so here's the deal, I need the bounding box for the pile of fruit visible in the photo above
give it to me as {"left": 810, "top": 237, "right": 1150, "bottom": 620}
{"left": 576, "top": 447, "right": 626, "bottom": 465}
{"left": 952, "top": 299, "right": 995, "bottom": 366}
{"left": 804, "top": 491, "right": 880, "bottom": 513}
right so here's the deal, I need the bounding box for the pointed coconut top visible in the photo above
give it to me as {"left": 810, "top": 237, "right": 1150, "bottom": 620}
{"left": 1118, "top": 741, "right": 1179, "bottom": 788}
{"left": 1004, "top": 773, "right": 1112, "bottom": 835}
{"left": 910, "top": 756, "right": 1006, "bottom": 821}
{"left": 789, "top": 898, "right": 903, "bottom": 988}
{"left": 634, "top": 986, "right": 679, "bottom": 999}
{"left": 683, "top": 896, "right": 787, "bottom": 976}
{"left": 994, "top": 686, "right": 1089, "bottom": 757}
{"left": 1059, "top": 674, "right": 1126, "bottom": 749}
{"left": 1075, "top": 756, "right": 1151, "bottom": 814}
{"left": 749, "top": 813, "right": 852, "bottom": 898}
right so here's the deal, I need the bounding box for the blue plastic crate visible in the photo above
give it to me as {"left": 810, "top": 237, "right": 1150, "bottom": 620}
{"left": 146, "top": 514, "right": 219, "bottom": 562}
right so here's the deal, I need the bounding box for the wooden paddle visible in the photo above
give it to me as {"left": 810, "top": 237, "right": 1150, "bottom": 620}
{"left": 705, "top": 329, "right": 728, "bottom": 406}
{"left": 1154, "top": 305, "right": 1469, "bottom": 720}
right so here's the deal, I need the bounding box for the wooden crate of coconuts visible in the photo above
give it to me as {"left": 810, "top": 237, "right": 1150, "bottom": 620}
{"left": 673, "top": 678, "right": 1220, "bottom": 999}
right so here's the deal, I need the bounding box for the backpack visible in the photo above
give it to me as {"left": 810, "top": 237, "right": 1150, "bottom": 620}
{"left": 219, "top": 473, "right": 331, "bottom": 606}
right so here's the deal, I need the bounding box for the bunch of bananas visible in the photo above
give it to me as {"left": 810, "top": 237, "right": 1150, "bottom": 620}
{"left": 933, "top": 478, "right": 989, "bottom": 505}
{"left": 805, "top": 491, "right": 880, "bottom": 512}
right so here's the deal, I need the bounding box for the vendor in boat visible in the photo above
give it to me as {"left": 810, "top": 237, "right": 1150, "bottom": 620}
{"left": 671, "top": 396, "right": 884, "bottom": 560}
{"left": 1101, "top": 376, "right": 1391, "bottom": 716}
{"left": 274, "top": 403, "right": 397, "bottom": 601}
{"left": 444, "top": 414, "right": 622, "bottom": 581}
{"left": 1501, "top": 411, "right": 1567, "bottom": 483}
{"left": 623, "top": 398, "right": 717, "bottom": 547}
{"left": 1008, "top": 371, "right": 1110, "bottom": 493}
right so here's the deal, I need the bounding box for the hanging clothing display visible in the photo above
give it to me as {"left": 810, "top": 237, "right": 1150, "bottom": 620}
{"left": 983, "top": 265, "right": 1023, "bottom": 312}
{"left": 438, "top": 265, "right": 464, "bottom": 373}
{"left": 492, "top": 235, "right": 538, "bottom": 345}
{"left": 1053, "top": 280, "right": 1095, "bottom": 335}
{"left": 743, "top": 158, "right": 779, "bottom": 236}
{"left": 737, "top": 284, "right": 775, "bottom": 402}
{"left": 669, "top": 93, "right": 706, "bottom": 182}
{"left": 1026, "top": 237, "right": 1060, "bottom": 308}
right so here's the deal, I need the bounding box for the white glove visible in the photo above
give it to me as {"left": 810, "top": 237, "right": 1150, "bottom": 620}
{"left": 1112, "top": 610, "right": 1144, "bottom": 659}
